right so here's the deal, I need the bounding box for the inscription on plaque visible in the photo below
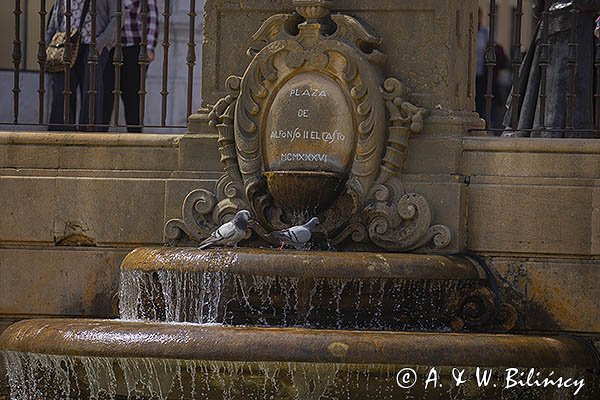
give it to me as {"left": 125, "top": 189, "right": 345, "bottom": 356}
{"left": 264, "top": 72, "right": 355, "bottom": 173}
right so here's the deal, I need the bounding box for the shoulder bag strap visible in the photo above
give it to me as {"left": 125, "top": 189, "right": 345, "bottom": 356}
{"left": 78, "top": 0, "right": 91, "bottom": 33}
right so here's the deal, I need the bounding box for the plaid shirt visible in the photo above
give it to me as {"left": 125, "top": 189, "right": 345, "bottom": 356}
{"left": 121, "top": 0, "right": 159, "bottom": 53}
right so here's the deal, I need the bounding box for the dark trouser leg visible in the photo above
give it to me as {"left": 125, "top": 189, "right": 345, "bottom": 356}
{"left": 475, "top": 75, "right": 486, "bottom": 120}
{"left": 78, "top": 45, "right": 110, "bottom": 131}
{"left": 48, "top": 51, "right": 84, "bottom": 131}
{"left": 121, "top": 45, "right": 142, "bottom": 133}
{"left": 102, "top": 48, "right": 116, "bottom": 129}
{"left": 568, "top": 16, "right": 595, "bottom": 138}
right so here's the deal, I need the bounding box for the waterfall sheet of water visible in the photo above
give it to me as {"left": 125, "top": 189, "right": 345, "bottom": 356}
{"left": 2, "top": 351, "right": 596, "bottom": 400}
{"left": 2, "top": 351, "right": 343, "bottom": 400}
{"left": 118, "top": 269, "right": 479, "bottom": 331}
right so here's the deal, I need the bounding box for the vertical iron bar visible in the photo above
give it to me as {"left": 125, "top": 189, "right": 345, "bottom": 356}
{"left": 187, "top": 0, "right": 197, "bottom": 118}
{"left": 467, "top": 11, "right": 473, "bottom": 100}
{"left": 113, "top": 0, "right": 123, "bottom": 127}
{"left": 88, "top": 0, "right": 98, "bottom": 129}
{"left": 23, "top": 0, "right": 29, "bottom": 64}
{"left": 38, "top": 0, "right": 47, "bottom": 124}
{"left": 484, "top": 0, "right": 497, "bottom": 129}
{"left": 566, "top": 8, "right": 579, "bottom": 130}
{"left": 510, "top": 0, "right": 523, "bottom": 128}
{"left": 538, "top": 9, "right": 549, "bottom": 129}
{"left": 161, "top": 0, "right": 171, "bottom": 127}
{"left": 595, "top": 33, "right": 600, "bottom": 130}
{"left": 138, "top": 0, "right": 149, "bottom": 130}
{"left": 13, "top": 0, "right": 22, "bottom": 124}
{"left": 63, "top": 0, "right": 73, "bottom": 125}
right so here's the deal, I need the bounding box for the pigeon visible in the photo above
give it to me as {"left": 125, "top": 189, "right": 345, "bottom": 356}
{"left": 198, "top": 210, "right": 251, "bottom": 250}
{"left": 268, "top": 217, "right": 319, "bottom": 249}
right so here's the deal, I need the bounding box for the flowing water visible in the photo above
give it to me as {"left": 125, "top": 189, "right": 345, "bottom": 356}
{"left": 2, "top": 250, "right": 597, "bottom": 399}
{"left": 118, "top": 268, "right": 479, "bottom": 331}
{"left": 4, "top": 351, "right": 596, "bottom": 400}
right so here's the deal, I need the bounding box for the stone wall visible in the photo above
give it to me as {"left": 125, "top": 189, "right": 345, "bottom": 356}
{"left": 1, "top": 132, "right": 598, "bottom": 339}
{"left": 464, "top": 138, "right": 600, "bottom": 256}
{"left": 464, "top": 137, "right": 600, "bottom": 336}
{"left": 0, "top": 132, "right": 220, "bottom": 334}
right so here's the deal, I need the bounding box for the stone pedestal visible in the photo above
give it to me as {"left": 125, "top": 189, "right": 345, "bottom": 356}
{"left": 201, "top": 0, "right": 479, "bottom": 112}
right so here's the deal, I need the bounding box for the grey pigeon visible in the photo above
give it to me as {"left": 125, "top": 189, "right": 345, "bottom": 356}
{"left": 268, "top": 217, "right": 319, "bottom": 249}
{"left": 198, "top": 210, "right": 251, "bottom": 249}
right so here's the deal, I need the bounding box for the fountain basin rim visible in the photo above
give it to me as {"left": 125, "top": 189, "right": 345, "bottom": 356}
{"left": 121, "top": 247, "right": 481, "bottom": 280}
{"left": 0, "top": 319, "right": 595, "bottom": 369}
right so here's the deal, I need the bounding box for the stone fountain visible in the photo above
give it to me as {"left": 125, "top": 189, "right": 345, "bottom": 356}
{"left": 1, "top": 0, "right": 598, "bottom": 399}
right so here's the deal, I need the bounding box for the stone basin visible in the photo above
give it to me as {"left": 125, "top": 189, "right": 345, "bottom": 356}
{"left": 1, "top": 319, "right": 597, "bottom": 399}
{"left": 118, "top": 248, "right": 499, "bottom": 331}
{"left": 0, "top": 319, "right": 594, "bottom": 366}
{"left": 120, "top": 247, "right": 477, "bottom": 279}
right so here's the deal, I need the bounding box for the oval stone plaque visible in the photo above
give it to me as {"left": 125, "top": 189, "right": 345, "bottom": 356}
{"left": 263, "top": 72, "right": 355, "bottom": 174}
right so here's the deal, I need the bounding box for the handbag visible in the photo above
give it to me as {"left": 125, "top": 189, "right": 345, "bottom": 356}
{"left": 45, "top": 0, "right": 90, "bottom": 73}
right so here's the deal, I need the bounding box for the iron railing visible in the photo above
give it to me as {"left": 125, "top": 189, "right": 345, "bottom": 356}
{"left": 12, "top": 0, "right": 23, "bottom": 125}
{"left": 480, "top": 1, "right": 600, "bottom": 138}
{"left": 3, "top": 1, "right": 600, "bottom": 137}
{"left": 6, "top": 0, "right": 200, "bottom": 132}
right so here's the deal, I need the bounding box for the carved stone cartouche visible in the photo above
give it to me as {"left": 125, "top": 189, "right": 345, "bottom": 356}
{"left": 166, "top": 0, "right": 451, "bottom": 252}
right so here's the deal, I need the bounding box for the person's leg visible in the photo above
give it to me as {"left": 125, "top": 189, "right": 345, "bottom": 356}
{"left": 121, "top": 45, "right": 142, "bottom": 133}
{"left": 48, "top": 72, "right": 67, "bottom": 131}
{"left": 568, "top": 17, "right": 595, "bottom": 138}
{"left": 475, "top": 74, "right": 486, "bottom": 119}
{"left": 78, "top": 45, "right": 94, "bottom": 130}
{"left": 79, "top": 45, "right": 110, "bottom": 131}
{"left": 94, "top": 48, "right": 111, "bottom": 131}
{"left": 537, "top": 31, "right": 568, "bottom": 137}
{"left": 48, "top": 53, "right": 82, "bottom": 131}
{"left": 101, "top": 48, "right": 116, "bottom": 130}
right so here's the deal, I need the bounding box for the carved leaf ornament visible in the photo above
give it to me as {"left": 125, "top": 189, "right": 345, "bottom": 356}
{"left": 165, "top": 0, "right": 451, "bottom": 252}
